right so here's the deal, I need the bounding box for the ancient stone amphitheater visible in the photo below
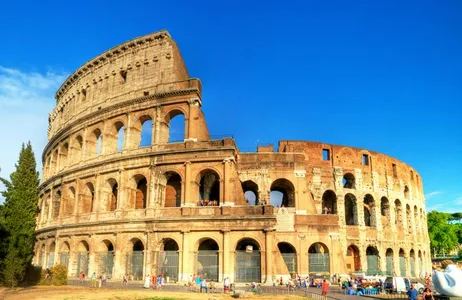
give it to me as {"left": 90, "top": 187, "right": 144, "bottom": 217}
{"left": 34, "top": 30, "right": 431, "bottom": 283}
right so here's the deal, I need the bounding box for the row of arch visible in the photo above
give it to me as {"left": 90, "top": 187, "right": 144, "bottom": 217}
{"left": 36, "top": 237, "right": 428, "bottom": 281}
{"left": 44, "top": 110, "right": 187, "bottom": 180}
{"left": 342, "top": 173, "right": 414, "bottom": 200}
{"left": 39, "top": 169, "right": 222, "bottom": 222}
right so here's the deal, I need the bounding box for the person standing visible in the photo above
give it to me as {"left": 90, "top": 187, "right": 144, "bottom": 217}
{"left": 407, "top": 284, "right": 419, "bottom": 300}
{"left": 223, "top": 277, "right": 230, "bottom": 293}
{"left": 201, "top": 278, "right": 208, "bottom": 293}
{"left": 102, "top": 272, "right": 107, "bottom": 286}
{"left": 91, "top": 272, "right": 97, "bottom": 288}
{"left": 195, "top": 275, "right": 202, "bottom": 292}
{"left": 322, "top": 279, "right": 329, "bottom": 298}
{"left": 144, "top": 274, "right": 151, "bottom": 288}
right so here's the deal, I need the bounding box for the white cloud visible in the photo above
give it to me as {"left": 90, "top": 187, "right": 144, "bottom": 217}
{"left": 0, "top": 66, "right": 68, "bottom": 203}
{"left": 424, "top": 190, "right": 444, "bottom": 200}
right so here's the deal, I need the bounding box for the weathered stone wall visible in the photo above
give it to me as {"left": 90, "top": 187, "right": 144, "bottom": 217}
{"left": 34, "top": 30, "right": 432, "bottom": 283}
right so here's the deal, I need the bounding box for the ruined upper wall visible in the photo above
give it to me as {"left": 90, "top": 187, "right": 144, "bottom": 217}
{"left": 48, "top": 30, "right": 191, "bottom": 139}
{"left": 278, "top": 140, "right": 424, "bottom": 194}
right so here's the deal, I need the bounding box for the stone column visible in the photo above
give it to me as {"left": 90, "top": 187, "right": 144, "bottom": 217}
{"left": 183, "top": 162, "right": 192, "bottom": 206}
{"left": 222, "top": 159, "right": 231, "bottom": 205}
{"left": 222, "top": 230, "right": 230, "bottom": 280}
{"left": 264, "top": 229, "right": 273, "bottom": 284}
{"left": 113, "top": 233, "right": 123, "bottom": 279}
{"left": 180, "top": 231, "right": 190, "bottom": 281}
{"left": 154, "top": 105, "right": 161, "bottom": 145}
{"left": 47, "top": 188, "right": 54, "bottom": 224}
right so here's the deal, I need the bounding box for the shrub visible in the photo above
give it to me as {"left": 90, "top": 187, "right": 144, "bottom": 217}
{"left": 38, "top": 264, "right": 68, "bottom": 286}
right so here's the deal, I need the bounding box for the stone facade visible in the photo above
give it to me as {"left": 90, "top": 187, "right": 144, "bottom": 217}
{"left": 34, "top": 30, "right": 431, "bottom": 283}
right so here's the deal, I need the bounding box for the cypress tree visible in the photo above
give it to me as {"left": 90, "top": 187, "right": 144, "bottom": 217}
{"left": 0, "top": 142, "right": 40, "bottom": 287}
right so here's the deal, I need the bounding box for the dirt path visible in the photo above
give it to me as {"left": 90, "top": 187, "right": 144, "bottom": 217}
{"left": 1, "top": 286, "right": 307, "bottom": 300}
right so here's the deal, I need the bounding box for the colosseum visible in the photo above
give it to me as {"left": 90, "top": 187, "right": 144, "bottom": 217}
{"left": 33, "top": 30, "right": 431, "bottom": 283}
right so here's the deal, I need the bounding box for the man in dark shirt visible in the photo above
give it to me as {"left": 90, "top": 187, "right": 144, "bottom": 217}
{"left": 407, "top": 283, "right": 419, "bottom": 300}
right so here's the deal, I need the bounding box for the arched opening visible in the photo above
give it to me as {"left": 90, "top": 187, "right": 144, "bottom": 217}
{"left": 277, "top": 242, "right": 297, "bottom": 278}
{"left": 47, "top": 242, "right": 56, "bottom": 269}
{"left": 39, "top": 244, "right": 46, "bottom": 267}
{"left": 158, "top": 239, "right": 179, "bottom": 281}
{"left": 59, "top": 242, "right": 70, "bottom": 269}
{"left": 139, "top": 116, "right": 153, "bottom": 147}
{"left": 345, "top": 193, "right": 358, "bottom": 225}
{"left": 133, "top": 176, "right": 147, "bottom": 209}
{"left": 198, "top": 170, "right": 220, "bottom": 206}
{"left": 363, "top": 194, "right": 375, "bottom": 226}
{"left": 98, "top": 240, "right": 114, "bottom": 278}
{"left": 418, "top": 250, "right": 423, "bottom": 278}
{"left": 343, "top": 173, "right": 356, "bottom": 189}
{"left": 126, "top": 239, "right": 144, "bottom": 280}
{"left": 404, "top": 186, "right": 410, "bottom": 199}
{"left": 270, "top": 179, "right": 295, "bottom": 207}
{"left": 164, "top": 172, "right": 182, "bottom": 207}
{"left": 116, "top": 122, "right": 125, "bottom": 152}
{"left": 197, "top": 239, "right": 219, "bottom": 281}
{"left": 385, "top": 248, "right": 394, "bottom": 276}
{"left": 81, "top": 183, "right": 95, "bottom": 214}
{"left": 366, "top": 246, "right": 379, "bottom": 275}
{"left": 64, "top": 186, "right": 76, "bottom": 217}
{"left": 51, "top": 149, "right": 58, "bottom": 174}
{"left": 43, "top": 196, "right": 50, "bottom": 223}
{"left": 71, "top": 135, "right": 83, "bottom": 164}
{"left": 394, "top": 199, "right": 402, "bottom": 226}
{"left": 89, "top": 129, "right": 103, "bottom": 156}
{"left": 235, "top": 239, "right": 261, "bottom": 282}
{"left": 381, "top": 197, "right": 390, "bottom": 226}
{"left": 346, "top": 245, "right": 360, "bottom": 272}
{"left": 414, "top": 206, "right": 419, "bottom": 235}
{"left": 104, "top": 178, "right": 119, "bottom": 211}
{"left": 399, "top": 248, "right": 406, "bottom": 276}
{"left": 59, "top": 143, "right": 69, "bottom": 169}
{"left": 52, "top": 190, "right": 62, "bottom": 220}
{"left": 410, "top": 249, "right": 416, "bottom": 277}
{"left": 242, "top": 180, "right": 259, "bottom": 205}
{"left": 308, "top": 243, "right": 330, "bottom": 273}
{"left": 322, "top": 190, "right": 337, "bottom": 214}
{"left": 406, "top": 204, "right": 412, "bottom": 233}
{"left": 167, "top": 111, "right": 185, "bottom": 143}
{"left": 76, "top": 241, "right": 90, "bottom": 276}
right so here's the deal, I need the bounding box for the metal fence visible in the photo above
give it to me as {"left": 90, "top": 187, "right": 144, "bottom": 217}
{"left": 399, "top": 256, "right": 406, "bottom": 276}
{"left": 235, "top": 251, "right": 261, "bottom": 282}
{"left": 385, "top": 256, "right": 393, "bottom": 276}
{"left": 196, "top": 250, "right": 219, "bottom": 281}
{"left": 410, "top": 258, "right": 415, "bottom": 277}
{"left": 366, "top": 255, "right": 379, "bottom": 275}
{"left": 157, "top": 251, "right": 179, "bottom": 281}
{"left": 98, "top": 252, "right": 114, "bottom": 278}
{"left": 309, "top": 253, "right": 330, "bottom": 273}
{"left": 47, "top": 252, "right": 55, "bottom": 269}
{"left": 281, "top": 253, "right": 297, "bottom": 278}
{"left": 76, "top": 252, "right": 89, "bottom": 276}
{"left": 59, "top": 252, "right": 69, "bottom": 269}
{"left": 126, "top": 251, "right": 144, "bottom": 280}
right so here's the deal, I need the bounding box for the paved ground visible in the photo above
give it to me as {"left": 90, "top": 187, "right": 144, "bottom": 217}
{"left": 67, "top": 279, "right": 384, "bottom": 300}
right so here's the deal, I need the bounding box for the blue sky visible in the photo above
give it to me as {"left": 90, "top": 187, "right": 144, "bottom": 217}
{"left": 0, "top": 0, "right": 461, "bottom": 211}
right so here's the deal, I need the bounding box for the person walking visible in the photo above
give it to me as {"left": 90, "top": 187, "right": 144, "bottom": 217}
{"left": 322, "top": 279, "right": 329, "bottom": 298}
{"left": 195, "top": 275, "right": 202, "bottom": 292}
{"left": 407, "top": 284, "right": 419, "bottom": 300}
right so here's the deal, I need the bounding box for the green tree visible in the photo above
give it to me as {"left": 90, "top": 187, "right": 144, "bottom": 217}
{"left": 0, "top": 142, "right": 40, "bottom": 287}
{"left": 427, "top": 211, "right": 459, "bottom": 256}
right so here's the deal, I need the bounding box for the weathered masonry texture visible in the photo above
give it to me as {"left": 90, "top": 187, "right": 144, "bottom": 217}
{"left": 34, "top": 30, "right": 431, "bottom": 283}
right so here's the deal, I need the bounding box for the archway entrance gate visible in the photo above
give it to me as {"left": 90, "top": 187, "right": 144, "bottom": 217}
{"left": 196, "top": 239, "right": 219, "bottom": 281}
{"left": 235, "top": 239, "right": 261, "bottom": 282}
{"left": 157, "top": 239, "right": 179, "bottom": 281}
